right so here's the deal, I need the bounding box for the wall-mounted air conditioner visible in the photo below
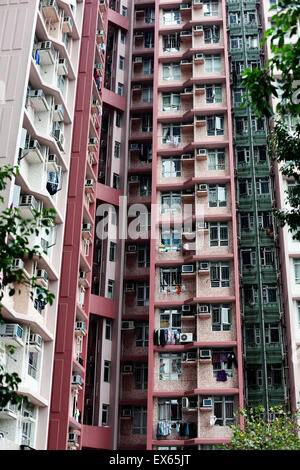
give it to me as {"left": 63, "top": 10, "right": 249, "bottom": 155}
{"left": 182, "top": 397, "right": 189, "bottom": 409}
{"left": 57, "top": 58, "right": 68, "bottom": 76}
{"left": 68, "top": 433, "right": 79, "bottom": 443}
{"left": 182, "top": 264, "right": 194, "bottom": 273}
{"left": 28, "top": 333, "right": 43, "bottom": 349}
{"left": 121, "top": 321, "right": 135, "bottom": 330}
{"left": 123, "top": 364, "right": 133, "bottom": 373}
{"left": 198, "top": 304, "right": 209, "bottom": 314}
{"left": 72, "top": 375, "right": 83, "bottom": 386}
{"left": 199, "top": 262, "right": 209, "bottom": 271}
{"left": 62, "top": 17, "right": 73, "bottom": 34}
{"left": 186, "top": 351, "right": 197, "bottom": 361}
{"left": 182, "top": 154, "right": 193, "bottom": 159}
{"left": 202, "top": 398, "right": 213, "bottom": 407}
{"left": 198, "top": 184, "right": 208, "bottom": 191}
{"left": 122, "top": 408, "right": 132, "bottom": 417}
{"left": 53, "top": 104, "right": 64, "bottom": 122}
{"left": 125, "top": 282, "right": 135, "bottom": 292}
{"left": 199, "top": 349, "right": 211, "bottom": 359}
{"left": 127, "top": 245, "right": 137, "bottom": 252}
{"left": 12, "top": 259, "right": 24, "bottom": 270}
{"left": 182, "top": 305, "right": 191, "bottom": 312}
{"left": 180, "top": 333, "right": 193, "bottom": 343}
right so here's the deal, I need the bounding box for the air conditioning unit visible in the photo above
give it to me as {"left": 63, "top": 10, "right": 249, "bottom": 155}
{"left": 37, "top": 41, "right": 56, "bottom": 65}
{"left": 181, "top": 59, "right": 191, "bottom": 65}
{"left": 75, "top": 321, "right": 86, "bottom": 333}
{"left": 134, "top": 57, "right": 143, "bottom": 63}
{"left": 85, "top": 179, "right": 95, "bottom": 192}
{"left": 29, "top": 333, "right": 42, "bottom": 349}
{"left": 182, "top": 264, "right": 194, "bottom": 273}
{"left": 182, "top": 397, "right": 189, "bottom": 409}
{"left": 198, "top": 184, "right": 208, "bottom": 191}
{"left": 200, "top": 349, "right": 211, "bottom": 359}
{"left": 26, "top": 138, "right": 41, "bottom": 152}
{"left": 199, "top": 262, "right": 209, "bottom": 270}
{"left": 184, "top": 87, "right": 193, "bottom": 93}
{"left": 88, "top": 138, "right": 98, "bottom": 151}
{"left": 0, "top": 324, "right": 23, "bottom": 345}
{"left": 198, "top": 304, "right": 209, "bottom": 314}
{"left": 36, "top": 269, "right": 48, "bottom": 287}
{"left": 68, "top": 433, "right": 79, "bottom": 443}
{"left": 186, "top": 351, "right": 197, "bottom": 361}
{"left": 182, "top": 305, "right": 191, "bottom": 312}
{"left": 53, "top": 129, "right": 64, "bottom": 151}
{"left": 130, "top": 176, "right": 139, "bottom": 183}
{"left": 82, "top": 223, "right": 92, "bottom": 237}
{"left": 72, "top": 375, "right": 83, "bottom": 386}
{"left": 57, "top": 58, "right": 68, "bottom": 75}
{"left": 132, "top": 84, "right": 142, "bottom": 90}
{"left": 47, "top": 154, "right": 59, "bottom": 172}
{"left": 53, "top": 104, "right": 64, "bottom": 122}
{"left": 123, "top": 364, "right": 133, "bottom": 373}
{"left": 62, "top": 16, "right": 73, "bottom": 34}
{"left": 180, "top": 30, "right": 192, "bottom": 36}
{"left": 180, "top": 333, "right": 193, "bottom": 343}
{"left": 127, "top": 245, "right": 137, "bottom": 252}
{"left": 121, "top": 321, "right": 135, "bottom": 330}
{"left": 79, "top": 271, "right": 87, "bottom": 280}
{"left": 181, "top": 3, "right": 191, "bottom": 9}
{"left": 197, "top": 221, "right": 208, "bottom": 230}
{"left": 182, "top": 154, "right": 193, "bottom": 159}
{"left": 197, "top": 148, "right": 207, "bottom": 155}
{"left": 125, "top": 282, "right": 135, "bottom": 292}
{"left": 202, "top": 398, "right": 213, "bottom": 407}
{"left": 130, "top": 143, "right": 139, "bottom": 150}
{"left": 122, "top": 408, "right": 132, "bottom": 417}
{"left": 28, "top": 89, "right": 49, "bottom": 112}
{"left": 194, "top": 25, "right": 204, "bottom": 31}
{"left": 195, "top": 53, "right": 204, "bottom": 59}
{"left": 19, "top": 194, "right": 40, "bottom": 216}
{"left": 12, "top": 258, "right": 24, "bottom": 270}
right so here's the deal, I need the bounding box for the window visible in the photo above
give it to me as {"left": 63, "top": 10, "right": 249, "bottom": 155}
{"left": 159, "top": 353, "right": 182, "bottom": 381}
{"left": 28, "top": 351, "right": 38, "bottom": 379}
{"left": 247, "top": 368, "right": 263, "bottom": 387}
{"left": 260, "top": 247, "right": 275, "bottom": 265}
{"left": 137, "top": 245, "right": 150, "bottom": 267}
{"left": 120, "top": 32, "right": 126, "bottom": 44}
{"left": 235, "top": 117, "right": 248, "bottom": 134}
{"left": 210, "top": 223, "right": 228, "bottom": 246}
{"left": 208, "top": 184, "right": 227, "bottom": 207}
{"left": 204, "top": 54, "right": 221, "bottom": 73}
{"left": 116, "top": 112, "right": 122, "bottom": 127}
{"left": 119, "top": 56, "right": 125, "bottom": 70}
{"left": 212, "top": 395, "right": 234, "bottom": 426}
{"left": 239, "top": 179, "right": 252, "bottom": 197}
{"left": 162, "top": 123, "right": 181, "bottom": 144}
{"left": 251, "top": 117, "right": 265, "bottom": 132}
{"left": 246, "top": 35, "right": 259, "bottom": 49}
{"left": 254, "top": 147, "right": 267, "bottom": 163}
{"left": 136, "top": 282, "right": 149, "bottom": 306}
{"left": 294, "top": 259, "right": 300, "bottom": 284}
{"left": 112, "top": 173, "right": 120, "bottom": 190}
{"left": 233, "top": 88, "right": 245, "bottom": 105}
{"left": 244, "top": 10, "right": 257, "bottom": 24}
{"left": 109, "top": 242, "right": 116, "bottom": 261}
{"left": 256, "top": 178, "right": 270, "bottom": 195}
{"left": 212, "top": 304, "right": 232, "bottom": 331}
{"left": 267, "top": 364, "right": 282, "bottom": 388}
{"left": 117, "top": 82, "right": 124, "bottom": 96}
{"left": 121, "top": 6, "right": 127, "bottom": 16}
{"left": 145, "top": 7, "right": 155, "bottom": 23}
{"left": 246, "top": 324, "right": 261, "bottom": 345}
{"left": 114, "top": 141, "right": 121, "bottom": 158}
{"left": 241, "top": 249, "right": 256, "bottom": 267}
{"left": 210, "top": 262, "right": 230, "bottom": 287}
{"left": 204, "top": 26, "right": 220, "bottom": 44}
{"left": 142, "top": 114, "right": 153, "bottom": 132}
{"left": 140, "top": 143, "right": 152, "bottom": 163}
{"left": 158, "top": 399, "right": 182, "bottom": 421}
{"left": 162, "top": 92, "right": 181, "bottom": 111}
{"left": 231, "top": 36, "right": 243, "bottom": 50}
{"left": 240, "top": 212, "right": 254, "bottom": 230}
{"left": 262, "top": 285, "right": 277, "bottom": 303}
{"left": 162, "top": 156, "right": 181, "bottom": 178}
{"left": 258, "top": 211, "right": 273, "bottom": 230}
{"left": 229, "top": 12, "right": 240, "bottom": 24}
{"left": 207, "top": 149, "right": 225, "bottom": 170}
{"left": 163, "top": 9, "right": 180, "bottom": 25}
{"left": 203, "top": 0, "right": 219, "bottom": 16}
{"left": 107, "top": 279, "right": 115, "bottom": 299}
{"left": 265, "top": 324, "right": 280, "bottom": 344}
{"left": 163, "top": 34, "right": 181, "bottom": 52}
{"left": 237, "top": 148, "right": 250, "bottom": 165}
{"left": 162, "top": 63, "right": 181, "bottom": 81}
{"left": 104, "top": 360, "right": 111, "bottom": 382}
{"left": 102, "top": 404, "right": 109, "bottom": 426}
{"left": 22, "top": 421, "right": 32, "bottom": 446}
{"left": 140, "top": 175, "right": 152, "bottom": 196}
{"left": 132, "top": 406, "right": 147, "bottom": 434}
{"left": 206, "top": 85, "right": 222, "bottom": 103}
{"left": 243, "top": 285, "right": 259, "bottom": 306}
{"left": 105, "top": 319, "right": 112, "bottom": 340}
{"left": 297, "top": 301, "right": 300, "bottom": 328}
{"left": 161, "top": 228, "right": 182, "bottom": 251}
{"left": 206, "top": 115, "right": 224, "bottom": 136}
{"left": 212, "top": 351, "right": 233, "bottom": 377}
{"left": 160, "top": 309, "right": 182, "bottom": 331}
{"left": 142, "top": 87, "right": 153, "bottom": 103}
{"left": 143, "top": 58, "right": 154, "bottom": 75}
{"left": 160, "top": 267, "right": 182, "bottom": 292}
{"left": 144, "top": 31, "right": 154, "bottom": 49}
{"left": 135, "top": 322, "right": 149, "bottom": 346}
{"left": 161, "top": 191, "right": 181, "bottom": 213}
{"left": 134, "top": 363, "right": 148, "bottom": 389}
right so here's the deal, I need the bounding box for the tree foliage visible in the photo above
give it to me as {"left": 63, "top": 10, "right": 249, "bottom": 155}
{"left": 219, "top": 406, "right": 300, "bottom": 450}
{"left": 0, "top": 165, "right": 56, "bottom": 409}
{"left": 242, "top": 0, "right": 300, "bottom": 239}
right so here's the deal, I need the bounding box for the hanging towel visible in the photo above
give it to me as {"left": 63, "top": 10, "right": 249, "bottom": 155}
{"left": 220, "top": 353, "right": 228, "bottom": 363}
{"left": 212, "top": 353, "right": 221, "bottom": 364}
{"left": 216, "top": 369, "right": 227, "bottom": 382}
{"left": 227, "top": 352, "right": 238, "bottom": 368}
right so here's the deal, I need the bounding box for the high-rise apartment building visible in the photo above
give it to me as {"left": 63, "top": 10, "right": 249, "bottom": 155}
{"left": 0, "top": 0, "right": 297, "bottom": 451}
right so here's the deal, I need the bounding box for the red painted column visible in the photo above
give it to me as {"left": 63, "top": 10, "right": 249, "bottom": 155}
{"left": 48, "top": 0, "right": 108, "bottom": 450}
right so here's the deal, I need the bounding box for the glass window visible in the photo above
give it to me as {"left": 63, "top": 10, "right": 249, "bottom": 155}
{"left": 212, "top": 395, "right": 234, "bottom": 426}
{"left": 208, "top": 184, "right": 227, "bottom": 207}
{"left": 206, "top": 115, "right": 224, "bottom": 136}
{"left": 162, "top": 63, "right": 181, "bottom": 81}
{"left": 119, "top": 56, "right": 125, "bottom": 70}
{"left": 163, "top": 9, "right": 180, "bottom": 25}
{"left": 105, "top": 319, "right": 112, "bottom": 340}
{"left": 207, "top": 149, "right": 225, "bottom": 170}
{"left": 104, "top": 360, "right": 111, "bottom": 382}
{"left": 107, "top": 279, "right": 115, "bottom": 299}
{"left": 132, "top": 406, "right": 147, "bottom": 434}
{"left": 294, "top": 259, "right": 300, "bottom": 284}
{"left": 161, "top": 191, "right": 182, "bottom": 213}
{"left": 161, "top": 228, "right": 182, "bottom": 251}
{"left": 210, "top": 262, "right": 230, "bottom": 287}
{"left": 28, "top": 351, "right": 38, "bottom": 379}
{"left": 134, "top": 363, "right": 148, "bottom": 389}
{"left": 161, "top": 157, "right": 181, "bottom": 178}
{"left": 114, "top": 141, "right": 121, "bottom": 158}
{"left": 102, "top": 404, "right": 109, "bottom": 426}
{"left": 210, "top": 223, "right": 228, "bottom": 246}
{"left": 137, "top": 245, "right": 150, "bottom": 267}
{"left": 212, "top": 304, "right": 232, "bottom": 331}
{"left": 117, "top": 82, "right": 124, "bottom": 96}
{"left": 204, "top": 54, "right": 221, "bottom": 73}
{"left": 160, "top": 267, "right": 182, "bottom": 292}
{"left": 136, "top": 282, "right": 149, "bottom": 306}
{"left": 159, "top": 353, "right": 182, "bottom": 381}
{"left": 109, "top": 242, "right": 116, "bottom": 261}
{"left": 206, "top": 85, "right": 222, "bottom": 103}
{"left": 135, "top": 323, "right": 149, "bottom": 347}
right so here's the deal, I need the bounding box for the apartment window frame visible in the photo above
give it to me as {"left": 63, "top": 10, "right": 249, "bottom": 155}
{"left": 163, "top": 33, "right": 181, "bottom": 52}
{"left": 206, "top": 115, "right": 224, "bottom": 136}
{"left": 119, "top": 55, "right": 125, "bottom": 70}
{"left": 265, "top": 323, "right": 280, "bottom": 344}
{"left": 204, "top": 54, "right": 222, "bottom": 73}
{"left": 136, "top": 282, "right": 149, "bottom": 306}
{"left": 204, "top": 25, "right": 220, "bottom": 44}
{"left": 209, "top": 222, "right": 229, "bottom": 247}
{"left": 161, "top": 191, "right": 182, "bottom": 214}
{"left": 103, "top": 360, "right": 111, "bottom": 383}
{"left": 161, "top": 156, "right": 182, "bottom": 178}
{"left": 137, "top": 245, "right": 150, "bottom": 268}
{"left": 211, "top": 304, "right": 232, "bottom": 331}
{"left": 105, "top": 319, "right": 112, "bottom": 341}
{"left": 135, "top": 322, "right": 149, "bottom": 347}
{"left": 162, "top": 62, "right": 181, "bottom": 81}
{"left": 132, "top": 406, "right": 147, "bottom": 435}
{"left": 294, "top": 259, "right": 300, "bottom": 284}
{"left": 109, "top": 242, "right": 116, "bottom": 262}
{"left": 161, "top": 228, "right": 182, "bottom": 251}
{"left": 262, "top": 285, "right": 277, "bottom": 304}
{"left": 208, "top": 184, "right": 227, "bottom": 207}
{"left": 134, "top": 363, "right": 148, "bottom": 389}
{"left": 117, "top": 82, "right": 124, "bottom": 96}
{"left": 160, "top": 267, "right": 182, "bottom": 292}
{"left": 212, "top": 395, "right": 234, "bottom": 426}
{"left": 107, "top": 279, "right": 115, "bottom": 300}
{"left": 163, "top": 9, "right": 181, "bottom": 25}
{"left": 162, "top": 123, "right": 181, "bottom": 144}
{"left": 159, "top": 353, "right": 182, "bottom": 381}
{"left": 159, "top": 309, "right": 182, "bottom": 331}
{"left": 102, "top": 404, "right": 109, "bottom": 426}
{"left": 207, "top": 149, "right": 225, "bottom": 170}
{"left": 203, "top": 0, "right": 219, "bottom": 17}
{"left": 114, "top": 141, "right": 121, "bottom": 158}
{"left": 210, "top": 262, "right": 230, "bottom": 288}
{"left": 162, "top": 92, "right": 181, "bottom": 111}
